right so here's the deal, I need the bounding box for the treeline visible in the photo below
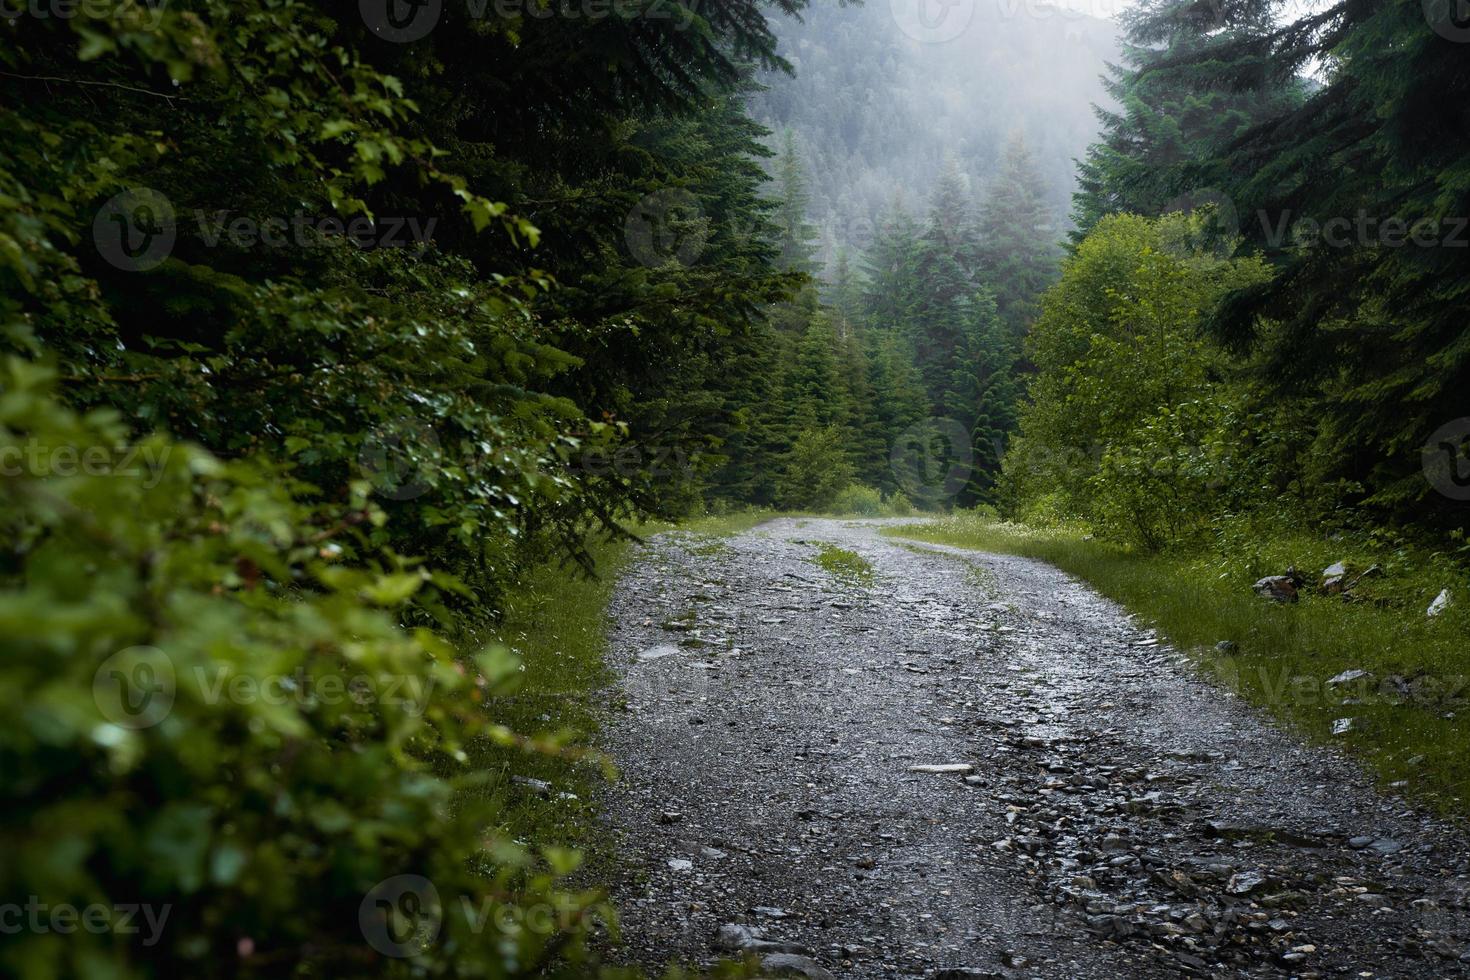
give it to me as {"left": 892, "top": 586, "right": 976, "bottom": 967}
{"left": 705, "top": 133, "right": 1059, "bottom": 513}
{"left": 1003, "top": 0, "right": 1470, "bottom": 554}
{"left": 0, "top": 0, "right": 821, "bottom": 976}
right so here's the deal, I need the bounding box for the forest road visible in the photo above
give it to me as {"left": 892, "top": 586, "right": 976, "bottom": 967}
{"left": 599, "top": 518, "right": 1470, "bottom": 979}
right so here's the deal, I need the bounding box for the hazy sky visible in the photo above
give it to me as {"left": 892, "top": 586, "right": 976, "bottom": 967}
{"left": 1046, "top": 0, "right": 1130, "bottom": 18}
{"left": 1042, "top": 0, "right": 1334, "bottom": 24}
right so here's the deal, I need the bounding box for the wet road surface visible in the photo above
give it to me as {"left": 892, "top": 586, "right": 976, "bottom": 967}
{"left": 599, "top": 518, "right": 1470, "bottom": 978}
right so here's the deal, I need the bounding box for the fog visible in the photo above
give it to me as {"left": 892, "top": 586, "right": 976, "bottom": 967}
{"left": 747, "top": 0, "right": 1120, "bottom": 268}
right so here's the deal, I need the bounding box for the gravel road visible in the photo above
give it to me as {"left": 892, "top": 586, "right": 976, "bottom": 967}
{"left": 598, "top": 518, "right": 1470, "bottom": 978}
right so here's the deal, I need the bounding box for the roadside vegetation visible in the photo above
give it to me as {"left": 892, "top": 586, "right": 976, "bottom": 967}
{"left": 888, "top": 513, "right": 1470, "bottom": 811}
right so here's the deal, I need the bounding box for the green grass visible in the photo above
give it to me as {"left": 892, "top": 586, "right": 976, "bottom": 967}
{"left": 809, "top": 541, "right": 875, "bottom": 585}
{"left": 885, "top": 513, "right": 1470, "bottom": 814}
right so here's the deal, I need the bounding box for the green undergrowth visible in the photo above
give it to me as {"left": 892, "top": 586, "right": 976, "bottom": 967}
{"left": 886, "top": 513, "right": 1470, "bottom": 815}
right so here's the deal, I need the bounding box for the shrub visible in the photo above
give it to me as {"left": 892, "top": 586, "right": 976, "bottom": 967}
{"left": 829, "top": 485, "right": 884, "bottom": 516}
{"left": 884, "top": 492, "right": 915, "bottom": 517}
{"left": 0, "top": 362, "right": 610, "bottom": 979}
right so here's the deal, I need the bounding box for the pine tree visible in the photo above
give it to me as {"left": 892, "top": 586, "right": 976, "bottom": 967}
{"left": 926, "top": 287, "right": 1015, "bottom": 506}
{"left": 866, "top": 332, "right": 929, "bottom": 496}
{"left": 1069, "top": 0, "right": 1305, "bottom": 241}
{"left": 976, "top": 133, "right": 1060, "bottom": 332}
{"left": 862, "top": 199, "right": 925, "bottom": 335}
{"left": 773, "top": 128, "right": 822, "bottom": 275}
{"left": 1190, "top": 0, "right": 1470, "bottom": 521}
{"left": 826, "top": 248, "right": 865, "bottom": 340}
{"left": 783, "top": 313, "right": 851, "bottom": 431}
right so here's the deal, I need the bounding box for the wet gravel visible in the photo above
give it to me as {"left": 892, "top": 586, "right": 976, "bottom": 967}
{"left": 598, "top": 518, "right": 1470, "bottom": 978}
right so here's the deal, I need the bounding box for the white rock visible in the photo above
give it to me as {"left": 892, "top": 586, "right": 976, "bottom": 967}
{"left": 907, "top": 763, "right": 974, "bottom": 774}
{"left": 1429, "top": 589, "right": 1451, "bottom": 618}
{"left": 667, "top": 858, "right": 693, "bottom": 871}
{"left": 638, "top": 644, "right": 680, "bottom": 661}
{"left": 1327, "top": 669, "right": 1371, "bottom": 687}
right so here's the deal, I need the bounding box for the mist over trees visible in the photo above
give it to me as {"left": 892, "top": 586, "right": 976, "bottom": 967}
{"left": 747, "top": 0, "right": 1118, "bottom": 271}
{"left": 698, "top": 0, "right": 1113, "bottom": 513}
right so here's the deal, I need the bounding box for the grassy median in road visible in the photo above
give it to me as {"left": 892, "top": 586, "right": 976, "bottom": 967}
{"left": 885, "top": 513, "right": 1470, "bottom": 816}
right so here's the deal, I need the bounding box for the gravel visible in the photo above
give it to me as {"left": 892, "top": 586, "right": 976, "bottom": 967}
{"left": 598, "top": 518, "right": 1470, "bottom": 978}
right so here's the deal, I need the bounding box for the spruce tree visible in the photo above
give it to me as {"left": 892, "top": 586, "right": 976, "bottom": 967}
{"left": 1069, "top": 0, "right": 1305, "bottom": 241}
{"left": 1191, "top": 0, "right": 1470, "bottom": 521}
{"left": 976, "top": 133, "right": 1060, "bottom": 332}
{"left": 773, "top": 128, "right": 823, "bottom": 275}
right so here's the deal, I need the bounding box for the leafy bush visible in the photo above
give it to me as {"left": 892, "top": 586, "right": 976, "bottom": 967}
{"left": 884, "top": 491, "right": 915, "bottom": 517}
{"left": 1088, "top": 399, "right": 1250, "bottom": 551}
{"left": 0, "top": 362, "right": 613, "bottom": 978}
{"left": 1003, "top": 212, "right": 1273, "bottom": 549}
{"left": 0, "top": 0, "right": 808, "bottom": 976}
{"left": 829, "top": 484, "right": 884, "bottom": 516}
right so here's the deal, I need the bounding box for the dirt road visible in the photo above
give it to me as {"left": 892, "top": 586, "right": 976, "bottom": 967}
{"left": 599, "top": 518, "right": 1470, "bottom": 978}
